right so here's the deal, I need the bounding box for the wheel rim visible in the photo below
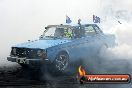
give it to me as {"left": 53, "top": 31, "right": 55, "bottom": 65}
{"left": 55, "top": 54, "right": 68, "bottom": 71}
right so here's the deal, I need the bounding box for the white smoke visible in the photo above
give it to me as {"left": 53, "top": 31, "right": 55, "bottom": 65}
{"left": 99, "top": 22, "right": 132, "bottom": 60}
{"left": 94, "top": 22, "right": 132, "bottom": 88}
{"left": 97, "top": 0, "right": 132, "bottom": 61}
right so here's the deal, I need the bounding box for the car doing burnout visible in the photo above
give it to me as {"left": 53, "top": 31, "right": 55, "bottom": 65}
{"left": 7, "top": 24, "right": 115, "bottom": 74}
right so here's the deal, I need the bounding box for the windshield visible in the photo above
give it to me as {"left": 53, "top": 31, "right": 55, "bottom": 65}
{"left": 45, "top": 27, "right": 56, "bottom": 37}
{"left": 42, "top": 27, "right": 73, "bottom": 39}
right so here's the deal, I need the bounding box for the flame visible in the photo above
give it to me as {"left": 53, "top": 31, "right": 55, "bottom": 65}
{"left": 78, "top": 65, "right": 86, "bottom": 76}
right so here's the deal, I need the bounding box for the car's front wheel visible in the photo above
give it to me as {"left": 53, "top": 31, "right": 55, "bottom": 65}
{"left": 53, "top": 51, "right": 69, "bottom": 74}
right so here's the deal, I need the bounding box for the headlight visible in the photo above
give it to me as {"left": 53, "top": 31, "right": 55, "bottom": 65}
{"left": 12, "top": 48, "right": 17, "bottom": 55}
{"left": 37, "top": 49, "right": 47, "bottom": 58}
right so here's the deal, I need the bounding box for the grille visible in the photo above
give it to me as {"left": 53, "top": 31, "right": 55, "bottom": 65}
{"left": 11, "top": 47, "right": 40, "bottom": 59}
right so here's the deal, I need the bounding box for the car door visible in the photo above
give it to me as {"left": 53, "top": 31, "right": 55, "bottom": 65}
{"left": 81, "top": 24, "right": 105, "bottom": 58}
{"left": 81, "top": 25, "right": 98, "bottom": 58}
{"left": 92, "top": 24, "right": 107, "bottom": 48}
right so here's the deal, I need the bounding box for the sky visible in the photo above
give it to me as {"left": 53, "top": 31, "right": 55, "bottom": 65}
{"left": 0, "top": 0, "right": 132, "bottom": 60}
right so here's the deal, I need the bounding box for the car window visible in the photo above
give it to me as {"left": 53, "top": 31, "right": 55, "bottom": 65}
{"left": 73, "top": 26, "right": 85, "bottom": 38}
{"left": 43, "top": 26, "right": 72, "bottom": 39}
{"left": 63, "top": 28, "right": 73, "bottom": 38}
{"left": 85, "top": 25, "right": 96, "bottom": 36}
{"left": 94, "top": 26, "right": 102, "bottom": 33}
{"left": 45, "top": 27, "right": 56, "bottom": 37}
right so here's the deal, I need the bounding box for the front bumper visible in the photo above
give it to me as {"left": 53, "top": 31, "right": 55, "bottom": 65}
{"left": 7, "top": 57, "right": 49, "bottom": 68}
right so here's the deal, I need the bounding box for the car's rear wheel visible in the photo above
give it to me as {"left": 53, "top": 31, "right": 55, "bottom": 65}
{"left": 52, "top": 51, "right": 69, "bottom": 74}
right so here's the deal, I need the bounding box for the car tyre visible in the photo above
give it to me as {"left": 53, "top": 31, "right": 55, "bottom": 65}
{"left": 52, "top": 51, "right": 69, "bottom": 75}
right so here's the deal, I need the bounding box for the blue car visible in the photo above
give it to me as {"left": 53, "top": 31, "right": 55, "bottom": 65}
{"left": 7, "top": 24, "right": 115, "bottom": 74}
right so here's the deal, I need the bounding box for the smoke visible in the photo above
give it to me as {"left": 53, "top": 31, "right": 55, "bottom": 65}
{"left": 81, "top": 0, "right": 132, "bottom": 87}
{"left": 100, "top": 22, "right": 132, "bottom": 60}
{"left": 80, "top": 22, "right": 132, "bottom": 88}
{"left": 0, "top": 0, "right": 132, "bottom": 87}
{"left": 97, "top": 0, "right": 132, "bottom": 66}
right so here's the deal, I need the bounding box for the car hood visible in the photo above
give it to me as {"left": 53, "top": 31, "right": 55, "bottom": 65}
{"left": 14, "top": 39, "right": 71, "bottom": 49}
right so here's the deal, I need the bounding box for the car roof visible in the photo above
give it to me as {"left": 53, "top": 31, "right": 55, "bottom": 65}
{"left": 47, "top": 24, "right": 72, "bottom": 28}
{"left": 73, "top": 24, "right": 98, "bottom": 26}
{"left": 47, "top": 24, "right": 97, "bottom": 27}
